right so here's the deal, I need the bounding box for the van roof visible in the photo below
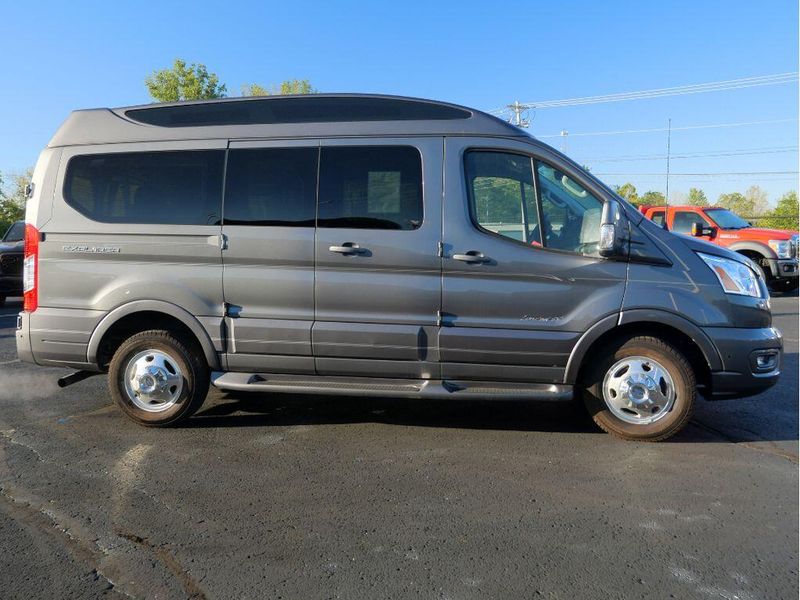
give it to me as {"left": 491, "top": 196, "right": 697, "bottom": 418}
{"left": 48, "top": 94, "right": 528, "bottom": 147}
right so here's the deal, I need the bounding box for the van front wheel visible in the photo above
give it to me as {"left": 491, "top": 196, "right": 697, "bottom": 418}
{"left": 581, "top": 336, "right": 695, "bottom": 441}
{"left": 108, "top": 330, "right": 209, "bottom": 427}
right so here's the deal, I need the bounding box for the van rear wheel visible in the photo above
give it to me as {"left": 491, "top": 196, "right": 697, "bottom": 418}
{"left": 108, "top": 330, "right": 209, "bottom": 427}
{"left": 581, "top": 336, "right": 695, "bottom": 442}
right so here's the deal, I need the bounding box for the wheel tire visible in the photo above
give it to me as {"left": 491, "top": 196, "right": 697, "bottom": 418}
{"left": 769, "top": 278, "right": 798, "bottom": 294}
{"left": 108, "top": 329, "right": 209, "bottom": 427}
{"left": 581, "top": 336, "right": 695, "bottom": 442}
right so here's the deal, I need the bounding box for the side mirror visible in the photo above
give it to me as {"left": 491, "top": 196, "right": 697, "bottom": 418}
{"left": 691, "top": 222, "right": 715, "bottom": 237}
{"left": 599, "top": 199, "right": 626, "bottom": 258}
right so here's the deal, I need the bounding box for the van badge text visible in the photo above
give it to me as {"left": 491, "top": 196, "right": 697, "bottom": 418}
{"left": 62, "top": 244, "right": 121, "bottom": 254}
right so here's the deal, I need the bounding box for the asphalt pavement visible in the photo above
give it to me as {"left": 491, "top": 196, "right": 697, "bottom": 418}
{"left": 0, "top": 294, "right": 797, "bottom": 599}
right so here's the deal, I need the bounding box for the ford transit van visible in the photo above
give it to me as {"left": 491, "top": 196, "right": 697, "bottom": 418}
{"left": 16, "top": 95, "right": 782, "bottom": 441}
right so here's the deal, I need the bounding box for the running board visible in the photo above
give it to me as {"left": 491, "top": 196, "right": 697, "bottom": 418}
{"left": 211, "top": 372, "right": 574, "bottom": 402}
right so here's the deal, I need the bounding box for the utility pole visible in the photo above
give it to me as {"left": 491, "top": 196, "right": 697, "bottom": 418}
{"left": 664, "top": 118, "right": 672, "bottom": 227}
{"left": 507, "top": 101, "right": 529, "bottom": 128}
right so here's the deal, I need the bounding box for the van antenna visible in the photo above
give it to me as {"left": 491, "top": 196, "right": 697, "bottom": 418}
{"left": 664, "top": 118, "right": 671, "bottom": 229}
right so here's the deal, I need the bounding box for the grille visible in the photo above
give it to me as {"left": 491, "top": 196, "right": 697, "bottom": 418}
{"left": 0, "top": 253, "right": 22, "bottom": 275}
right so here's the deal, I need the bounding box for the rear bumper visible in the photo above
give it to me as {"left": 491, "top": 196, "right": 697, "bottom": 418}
{"left": 702, "top": 325, "right": 783, "bottom": 399}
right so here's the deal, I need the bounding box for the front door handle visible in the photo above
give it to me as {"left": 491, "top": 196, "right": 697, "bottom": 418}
{"left": 329, "top": 242, "right": 366, "bottom": 255}
{"left": 452, "top": 251, "right": 489, "bottom": 264}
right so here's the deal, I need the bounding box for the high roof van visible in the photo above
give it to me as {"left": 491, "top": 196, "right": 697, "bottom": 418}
{"left": 16, "top": 95, "right": 782, "bottom": 441}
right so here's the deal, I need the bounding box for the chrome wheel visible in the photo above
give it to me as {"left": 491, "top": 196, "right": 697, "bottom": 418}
{"left": 602, "top": 355, "right": 676, "bottom": 425}
{"left": 123, "top": 349, "right": 184, "bottom": 412}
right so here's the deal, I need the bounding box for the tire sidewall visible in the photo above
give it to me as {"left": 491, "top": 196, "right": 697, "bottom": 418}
{"left": 583, "top": 338, "right": 695, "bottom": 440}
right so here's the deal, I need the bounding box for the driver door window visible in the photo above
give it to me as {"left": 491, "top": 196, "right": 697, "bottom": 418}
{"left": 672, "top": 211, "right": 711, "bottom": 235}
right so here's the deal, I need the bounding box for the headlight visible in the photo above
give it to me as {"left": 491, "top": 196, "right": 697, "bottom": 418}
{"left": 698, "top": 253, "right": 761, "bottom": 297}
{"left": 768, "top": 239, "right": 793, "bottom": 259}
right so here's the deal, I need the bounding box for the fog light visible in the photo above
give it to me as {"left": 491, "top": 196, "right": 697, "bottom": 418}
{"left": 751, "top": 350, "right": 779, "bottom": 373}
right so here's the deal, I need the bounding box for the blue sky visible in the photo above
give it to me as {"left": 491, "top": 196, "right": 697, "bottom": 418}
{"left": 0, "top": 0, "right": 797, "bottom": 204}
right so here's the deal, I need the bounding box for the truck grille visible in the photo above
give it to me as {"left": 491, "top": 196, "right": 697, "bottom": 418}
{"left": 0, "top": 253, "right": 23, "bottom": 275}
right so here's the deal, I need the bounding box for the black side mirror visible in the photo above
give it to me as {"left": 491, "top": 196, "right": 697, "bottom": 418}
{"left": 599, "top": 199, "right": 627, "bottom": 258}
{"left": 691, "top": 222, "right": 715, "bottom": 237}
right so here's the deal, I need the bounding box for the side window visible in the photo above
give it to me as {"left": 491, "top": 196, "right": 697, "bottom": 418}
{"left": 650, "top": 211, "right": 666, "bottom": 227}
{"left": 3, "top": 221, "right": 24, "bottom": 242}
{"left": 224, "top": 148, "right": 317, "bottom": 226}
{"left": 64, "top": 150, "right": 224, "bottom": 225}
{"left": 535, "top": 162, "right": 603, "bottom": 254}
{"left": 672, "top": 211, "right": 710, "bottom": 234}
{"left": 318, "top": 146, "right": 423, "bottom": 230}
{"left": 464, "top": 151, "right": 541, "bottom": 244}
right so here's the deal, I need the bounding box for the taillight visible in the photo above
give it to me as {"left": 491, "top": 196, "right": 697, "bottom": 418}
{"left": 23, "top": 223, "right": 39, "bottom": 312}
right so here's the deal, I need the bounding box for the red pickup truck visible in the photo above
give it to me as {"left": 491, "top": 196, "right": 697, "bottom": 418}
{"left": 640, "top": 205, "right": 798, "bottom": 293}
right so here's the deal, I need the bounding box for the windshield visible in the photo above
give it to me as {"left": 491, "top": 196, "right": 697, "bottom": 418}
{"left": 706, "top": 208, "right": 751, "bottom": 230}
{"left": 2, "top": 221, "right": 24, "bottom": 242}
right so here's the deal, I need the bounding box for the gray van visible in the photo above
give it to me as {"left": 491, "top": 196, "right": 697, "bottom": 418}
{"left": 15, "top": 95, "right": 782, "bottom": 441}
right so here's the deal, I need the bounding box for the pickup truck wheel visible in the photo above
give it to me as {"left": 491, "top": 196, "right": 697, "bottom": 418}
{"left": 108, "top": 330, "right": 209, "bottom": 427}
{"left": 581, "top": 336, "right": 695, "bottom": 442}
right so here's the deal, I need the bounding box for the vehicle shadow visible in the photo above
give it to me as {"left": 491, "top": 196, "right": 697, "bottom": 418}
{"left": 188, "top": 354, "right": 798, "bottom": 444}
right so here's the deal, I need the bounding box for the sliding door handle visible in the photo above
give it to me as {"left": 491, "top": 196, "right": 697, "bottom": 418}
{"left": 329, "top": 243, "right": 366, "bottom": 255}
{"left": 452, "top": 251, "right": 489, "bottom": 264}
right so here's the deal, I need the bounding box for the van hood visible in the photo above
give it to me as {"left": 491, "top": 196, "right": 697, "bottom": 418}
{"left": 676, "top": 233, "right": 750, "bottom": 264}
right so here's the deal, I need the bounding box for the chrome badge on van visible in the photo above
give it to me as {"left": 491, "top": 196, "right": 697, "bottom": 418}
{"left": 62, "top": 244, "right": 121, "bottom": 254}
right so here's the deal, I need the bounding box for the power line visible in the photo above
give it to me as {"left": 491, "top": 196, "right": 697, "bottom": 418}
{"left": 577, "top": 146, "right": 799, "bottom": 163}
{"left": 594, "top": 171, "right": 798, "bottom": 177}
{"left": 491, "top": 72, "right": 798, "bottom": 116}
{"left": 536, "top": 118, "right": 798, "bottom": 138}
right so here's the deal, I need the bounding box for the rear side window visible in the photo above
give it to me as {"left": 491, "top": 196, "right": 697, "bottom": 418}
{"left": 64, "top": 150, "right": 224, "bottom": 225}
{"left": 650, "top": 210, "right": 666, "bottom": 226}
{"left": 224, "top": 148, "right": 318, "bottom": 226}
{"left": 318, "top": 146, "right": 423, "bottom": 230}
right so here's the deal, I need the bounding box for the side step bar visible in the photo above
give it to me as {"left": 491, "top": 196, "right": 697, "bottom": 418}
{"left": 211, "top": 372, "right": 574, "bottom": 402}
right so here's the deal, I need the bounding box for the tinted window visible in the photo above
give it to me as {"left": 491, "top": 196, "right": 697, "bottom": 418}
{"left": 650, "top": 211, "right": 666, "bottom": 227}
{"left": 465, "top": 151, "right": 541, "bottom": 244}
{"left": 126, "top": 97, "right": 471, "bottom": 127}
{"left": 673, "top": 210, "right": 711, "bottom": 234}
{"left": 318, "top": 146, "right": 423, "bottom": 230}
{"left": 65, "top": 151, "right": 223, "bottom": 225}
{"left": 3, "top": 221, "right": 24, "bottom": 242}
{"left": 536, "top": 162, "right": 603, "bottom": 254}
{"left": 224, "top": 148, "right": 317, "bottom": 226}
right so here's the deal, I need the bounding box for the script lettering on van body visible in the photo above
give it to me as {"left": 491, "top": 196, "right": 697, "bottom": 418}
{"left": 62, "top": 244, "right": 121, "bottom": 254}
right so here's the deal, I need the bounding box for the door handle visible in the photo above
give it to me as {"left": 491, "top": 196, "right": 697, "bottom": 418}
{"left": 329, "top": 243, "right": 366, "bottom": 255}
{"left": 452, "top": 251, "right": 489, "bottom": 264}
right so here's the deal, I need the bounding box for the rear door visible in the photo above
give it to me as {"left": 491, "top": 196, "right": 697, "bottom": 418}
{"left": 440, "top": 137, "right": 627, "bottom": 383}
{"left": 313, "top": 138, "right": 442, "bottom": 379}
{"left": 222, "top": 140, "right": 319, "bottom": 373}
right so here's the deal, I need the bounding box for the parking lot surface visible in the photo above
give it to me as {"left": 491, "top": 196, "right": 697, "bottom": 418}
{"left": 0, "top": 295, "right": 797, "bottom": 599}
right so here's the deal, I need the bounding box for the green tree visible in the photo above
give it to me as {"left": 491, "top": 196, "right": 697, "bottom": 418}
{"left": 241, "top": 79, "right": 317, "bottom": 97}
{"left": 614, "top": 182, "right": 639, "bottom": 206}
{"left": 640, "top": 190, "right": 666, "bottom": 205}
{"left": 687, "top": 187, "right": 708, "bottom": 206}
{"left": 717, "top": 192, "right": 754, "bottom": 216}
{"left": 759, "top": 191, "right": 798, "bottom": 230}
{"left": 145, "top": 59, "right": 227, "bottom": 102}
{"left": 0, "top": 168, "right": 32, "bottom": 233}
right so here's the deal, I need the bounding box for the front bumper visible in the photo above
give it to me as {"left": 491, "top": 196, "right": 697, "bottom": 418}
{"left": 766, "top": 258, "right": 798, "bottom": 279}
{"left": 702, "top": 325, "right": 783, "bottom": 399}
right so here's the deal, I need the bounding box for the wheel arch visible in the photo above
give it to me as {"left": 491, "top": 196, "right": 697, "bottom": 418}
{"left": 564, "top": 310, "right": 721, "bottom": 392}
{"left": 87, "top": 300, "right": 220, "bottom": 370}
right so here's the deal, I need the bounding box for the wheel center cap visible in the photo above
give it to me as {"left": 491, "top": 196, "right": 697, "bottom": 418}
{"left": 629, "top": 383, "right": 647, "bottom": 401}
{"left": 137, "top": 367, "right": 167, "bottom": 394}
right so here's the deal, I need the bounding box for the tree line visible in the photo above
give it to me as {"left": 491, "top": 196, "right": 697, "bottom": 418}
{"left": 613, "top": 182, "right": 798, "bottom": 230}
